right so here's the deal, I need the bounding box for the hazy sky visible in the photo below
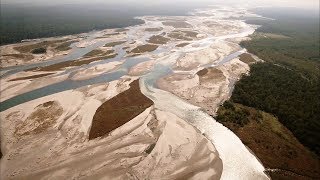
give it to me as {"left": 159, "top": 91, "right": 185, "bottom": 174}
{"left": 1, "top": 0, "right": 319, "bottom": 9}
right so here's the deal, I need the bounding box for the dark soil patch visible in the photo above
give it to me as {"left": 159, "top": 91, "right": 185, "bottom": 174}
{"left": 89, "top": 80, "right": 153, "bottom": 140}
{"left": 9, "top": 73, "right": 55, "bottom": 81}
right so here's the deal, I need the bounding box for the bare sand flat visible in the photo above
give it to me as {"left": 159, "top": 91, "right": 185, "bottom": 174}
{"left": 158, "top": 58, "right": 249, "bottom": 115}
{"left": 128, "top": 60, "right": 155, "bottom": 76}
{"left": 0, "top": 77, "right": 222, "bottom": 179}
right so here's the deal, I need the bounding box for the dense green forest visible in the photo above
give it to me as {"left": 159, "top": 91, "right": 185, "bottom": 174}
{"left": 231, "top": 63, "right": 320, "bottom": 154}
{"left": 219, "top": 7, "right": 320, "bottom": 155}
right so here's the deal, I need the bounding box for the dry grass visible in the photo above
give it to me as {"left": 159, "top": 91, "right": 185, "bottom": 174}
{"left": 89, "top": 80, "right": 153, "bottom": 139}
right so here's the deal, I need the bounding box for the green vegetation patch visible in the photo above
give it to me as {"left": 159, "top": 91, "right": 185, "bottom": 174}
{"left": 168, "top": 31, "right": 193, "bottom": 41}
{"left": 29, "top": 53, "right": 117, "bottom": 71}
{"left": 145, "top": 27, "right": 163, "bottom": 32}
{"left": 14, "top": 39, "right": 68, "bottom": 53}
{"left": 104, "top": 41, "right": 126, "bottom": 47}
{"left": 31, "top": 47, "right": 46, "bottom": 54}
{"left": 130, "top": 44, "right": 158, "bottom": 54}
{"left": 216, "top": 101, "right": 257, "bottom": 127}
{"left": 162, "top": 21, "right": 192, "bottom": 28}
{"left": 231, "top": 62, "right": 320, "bottom": 154}
{"left": 233, "top": 8, "right": 320, "bottom": 155}
{"left": 147, "top": 35, "right": 170, "bottom": 44}
{"left": 83, "top": 49, "right": 115, "bottom": 58}
{"left": 215, "top": 101, "right": 320, "bottom": 179}
{"left": 176, "top": 42, "right": 189, "bottom": 47}
{"left": 55, "top": 40, "right": 78, "bottom": 51}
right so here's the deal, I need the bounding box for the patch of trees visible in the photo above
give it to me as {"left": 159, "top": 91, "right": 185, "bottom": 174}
{"left": 231, "top": 63, "right": 320, "bottom": 155}
{"left": 233, "top": 9, "right": 320, "bottom": 155}
{"left": 216, "top": 101, "right": 263, "bottom": 127}
{"left": 31, "top": 47, "right": 46, "bottom": 54}
{"left": 216, "top": 101, "right": 250, "bottom": 127}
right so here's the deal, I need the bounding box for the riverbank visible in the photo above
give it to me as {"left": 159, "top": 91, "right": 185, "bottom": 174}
{"left": 1, "top": 5, "right": 270, "bottom": 179}
{"left": 215, "top": 7, "right": 320, "bottom": 179}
